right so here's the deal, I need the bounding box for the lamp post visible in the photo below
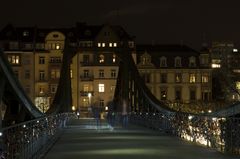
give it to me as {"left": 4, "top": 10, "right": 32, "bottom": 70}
{"left": 88, "top": 93, "right": 92, "bottom": 117}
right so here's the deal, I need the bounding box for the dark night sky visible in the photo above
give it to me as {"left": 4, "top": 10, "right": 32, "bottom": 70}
{"left": 1, "top": 0, "right": 240, "bottom": 49}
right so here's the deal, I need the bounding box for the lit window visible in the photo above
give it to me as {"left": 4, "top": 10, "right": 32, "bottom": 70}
{"left": 189, "top": 73, "right": 196, "bottom": 83}
{"left": 98, "top": 43, "right": 101, "bottom": 47}
{"left": 113, "top": 43, "right": 117, "bottom": 47}
{"left": 56, "top": 43, "right": 60, "bottom": 50}
{"left": 102, "top": 43, "right": 105, "bottom": 47}
{"left": 51, "top": 69, "right": 60, "bottom": 79}
{"left": 109, "top": 43, "right": 113, "bottom": 47}
{"left": 175, "top": 73, "right": 182, "bottom": 83}
{"left": 160, "top": 90, "right": 167, "bottom": 100}
{"left": 211, "top": 63, "right": 221, "bottom": 68}
{"left": 98, "top": 84, "right": 105, "bottom": 92}
{"left": 233, "top": 49, "right": 238, "bottom": 52}
{"left": 236, "top": 82, "right": 240, "bottom": 89}
{"left": 70, "top": 69, "right": 73, "bottom": 79}
{"left": 23, "top": 31, "right": 29, "bottom": 36}
{"left": 8, "top": 55, "right": 20, "bottom": 64}
{"left": 201, "top": 74, "right": 209, "bottom": 83}
{"left": 113, "top": 54, "right": 116, "bottom": 63}
{"left": 99, "top": 54, "right": 104, "bottom": 63}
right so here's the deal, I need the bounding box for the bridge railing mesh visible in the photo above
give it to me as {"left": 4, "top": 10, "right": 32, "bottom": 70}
{"left": 129, "top": 112, "right": 240, "bottom": 155}
{"left": 0, "top": 113, "right": 75, "bottom": 159}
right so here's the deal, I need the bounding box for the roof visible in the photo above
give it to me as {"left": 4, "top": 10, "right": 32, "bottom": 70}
{"left": 136, "top": 44, "right": 203, "bottom": 68}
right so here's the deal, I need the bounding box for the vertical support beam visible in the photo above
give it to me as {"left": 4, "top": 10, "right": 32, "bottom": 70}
{"left": 0, "top": 75, "right": 6, "bottom": 129}
{"left": 121, "top": 47, "right": 130, "bottom": 114}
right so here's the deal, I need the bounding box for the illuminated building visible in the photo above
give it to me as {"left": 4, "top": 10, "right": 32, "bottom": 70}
{"left": 136, "top": 44, "right": 212, "bottom": 111}
{"left": 0, "top": 23, "right": 135, "bottom": 115}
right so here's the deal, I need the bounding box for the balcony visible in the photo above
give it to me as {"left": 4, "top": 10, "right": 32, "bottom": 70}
{"left": 80, "top": 91, "right": 94, "bottom": 96}
{"left": 80, "top": 75, "right": 94, "bottom": 81}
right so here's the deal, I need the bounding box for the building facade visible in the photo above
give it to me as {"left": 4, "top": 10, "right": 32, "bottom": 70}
{"left": 0, "top": 23, "right": 135, "bottom": 116}
{"left": 136, "top": 45, "right": 212, "bottom": 112}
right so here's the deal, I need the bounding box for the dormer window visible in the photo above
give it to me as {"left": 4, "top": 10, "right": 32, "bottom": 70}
{"left": 140, "top": 51, "right": 151, "bottom": 65}
{"left": 160, "top": 56, "right": 167, "bottom": 67}
{"left": 189, "top": 56, "right": 196, "bottom": 67}
{"left": 175, "top": 57, "right": 182, "bottom": 67}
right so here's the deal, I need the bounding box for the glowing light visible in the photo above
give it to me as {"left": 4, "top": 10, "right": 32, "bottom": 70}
{"left": 72, "top": 106, "right": 76, "bottom": 111}
{"left": 188, "top": 115, "right": 193, "bottom": 120}
{"left": 208, "top": 110, "right": 212, "bottom": 113}
{"left": 233, "top": 48, "right": 238, "bottom": 52}
{"left": 23, "top": 124, "right": 26, "bottom": 128}
{"left": 0, "top": 132, "right": 2, "bottom": 136}
{"left": 211, "top": 63, "right": 221, "bottom": 68}
{"left": 105, "top": 106, "right": 108, "bottom": 111}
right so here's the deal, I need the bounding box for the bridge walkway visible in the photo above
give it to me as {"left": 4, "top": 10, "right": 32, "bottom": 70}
{"left": 44, "top": 118, "right": 238, "bottom": 159}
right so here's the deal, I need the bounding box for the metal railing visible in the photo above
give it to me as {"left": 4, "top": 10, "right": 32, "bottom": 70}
{"left": 129, "top": 112, "right": 240, "bottom": 155}
{"left": 0, "top": 113, "right": 74, "bottom": 159}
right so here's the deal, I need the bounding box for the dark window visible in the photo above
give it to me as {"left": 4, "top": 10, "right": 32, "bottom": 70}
{"left": 83, "top": 55, "right": 89, "bottom": 64}
{"left": 190, "top": 90, "right": 196, "bottom": 100}
{"left": 39, "top": 56, "right": 45, "bottom": 64}
{"left": 99, "top": 70, "right": 104, "bottom": 78}
{"left": 25, "top": 70, "right": 30, "bottom": 79}
{"left": 160, "top": 73, "right": 167, "bottom": 83}
{"left": 39, "top": 70, "right": 45, "bottom": 81}
{"left": 175, "top": 90, "right": 181, "bottom": 100}
{"left": 111, "top": 70, "right": 116, "bottom": 78}
{"left": 83, "top": 70, "right": 89, "bottom": 78}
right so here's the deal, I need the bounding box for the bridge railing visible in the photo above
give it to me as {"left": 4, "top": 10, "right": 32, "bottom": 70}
{"left": 0, "top": 112, "right": 75, "bottom": 159}
{"left": 129, "top": 112, "right": 240, "bottom": 155}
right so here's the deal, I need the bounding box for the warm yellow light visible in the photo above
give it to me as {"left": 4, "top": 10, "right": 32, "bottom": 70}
{"left": 72, "top": 106, "right": 76, "bottom": 111}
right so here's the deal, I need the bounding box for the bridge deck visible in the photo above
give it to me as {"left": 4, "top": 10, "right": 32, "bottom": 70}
{"left": 44, "top": 119, "right": 237, "bottom": 159}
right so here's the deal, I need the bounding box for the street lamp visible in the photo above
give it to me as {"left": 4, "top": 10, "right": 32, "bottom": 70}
{"left": 88, "top": 93, "right": 92, "bottom": 117}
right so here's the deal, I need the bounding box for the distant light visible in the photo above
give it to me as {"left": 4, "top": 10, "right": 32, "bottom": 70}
{"left": 23, "top": 124, "right": 26, "bottom": 128}
{"left": 188, "top": 115, "right": 193, "bottom": 120}
{"left": 0, "top": 132, "right": 2, "bottom": 137}
{"left": 208, "top": 110, "right": 212, "bottom": 113}
{"left": 105, "top": 106, "right": 108, "bottom": 111}
{"left": 233, "top": 48, "right": 238, "bottom": 52}
{"left": 211, "top": 63, "right": 221, "bottom": 68}
{"left": 72, "top": 106, "right": 76, "bottom": 111}
{"left": 88, "top": 93, "right": 92, "bottom": 98}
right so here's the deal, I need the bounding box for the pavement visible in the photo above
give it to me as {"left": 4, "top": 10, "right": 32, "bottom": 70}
{"left": 44, "top": 118, "right": 239, "bottom": 159}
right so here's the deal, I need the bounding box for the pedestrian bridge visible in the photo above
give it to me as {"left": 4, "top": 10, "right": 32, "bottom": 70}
{"left": 44, "top": 118, "right": 237, "bottom": 159}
